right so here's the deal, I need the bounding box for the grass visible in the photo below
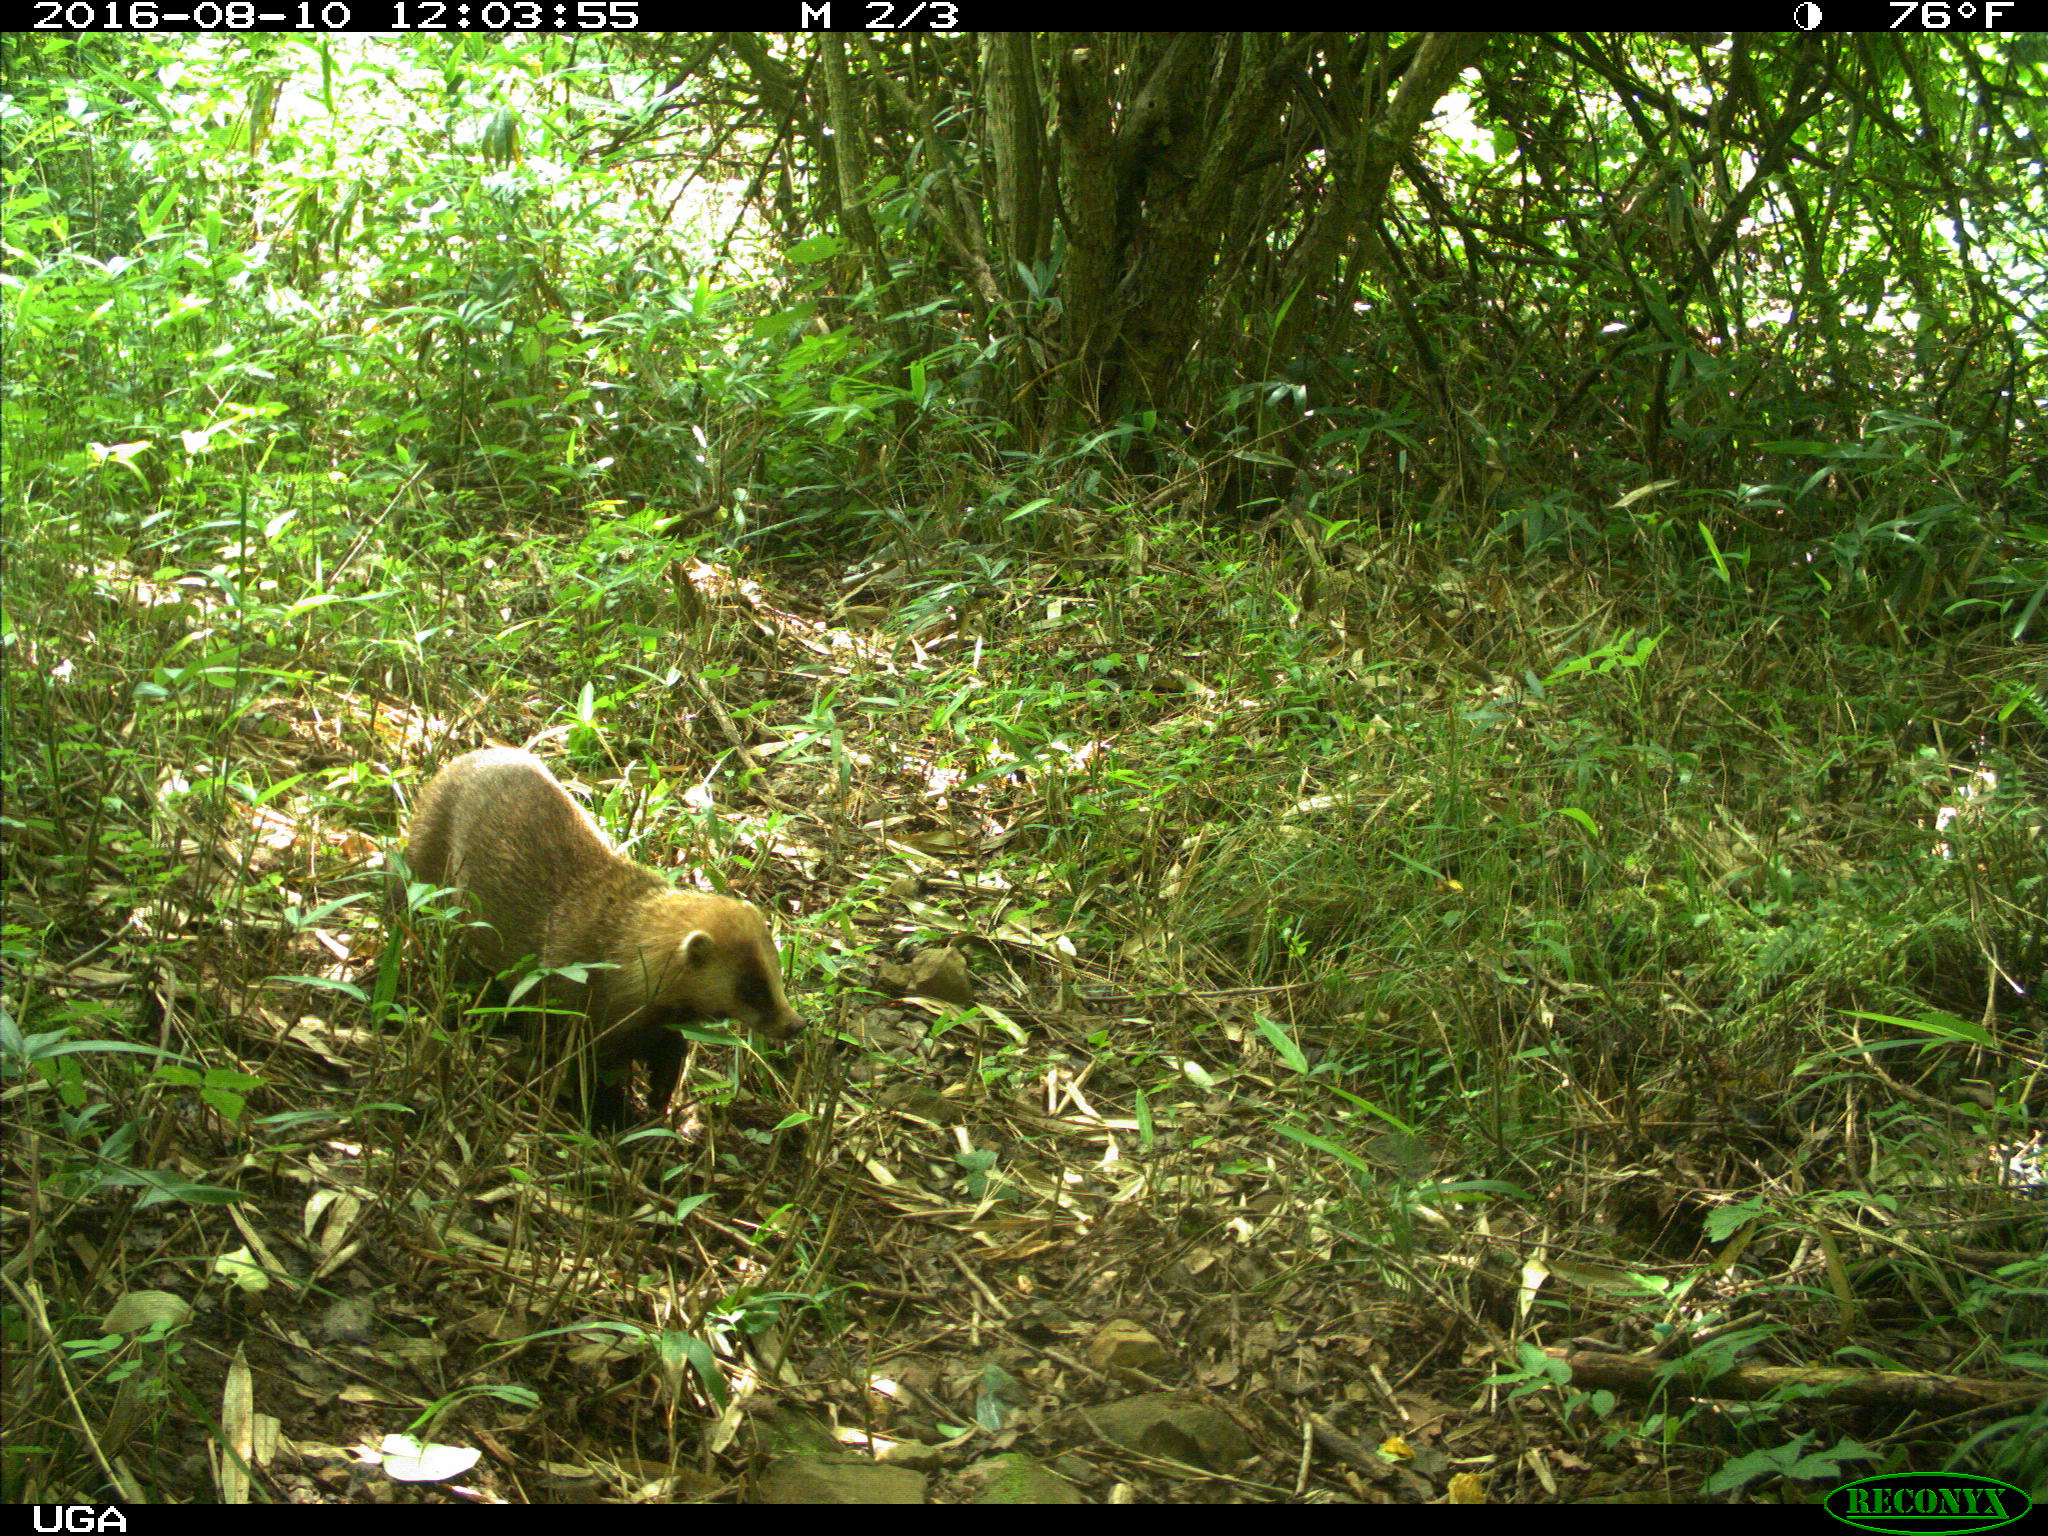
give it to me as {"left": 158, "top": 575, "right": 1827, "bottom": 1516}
{"left": 4, "top": 473, "right": 2044, "bottom": 1502}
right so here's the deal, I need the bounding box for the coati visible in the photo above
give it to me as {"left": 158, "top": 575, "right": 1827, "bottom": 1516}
{"left": 404, "top": 747, "right": 799, "bottom": 1128}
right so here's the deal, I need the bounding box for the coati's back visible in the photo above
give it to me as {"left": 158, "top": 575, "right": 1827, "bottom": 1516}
{"left": 406, "top": 746, "right": 616, "bottom": 976}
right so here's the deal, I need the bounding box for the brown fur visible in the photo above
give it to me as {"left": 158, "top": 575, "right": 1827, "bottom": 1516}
{"left": 405, "top": 747, "right": 799, "bottom": 1127}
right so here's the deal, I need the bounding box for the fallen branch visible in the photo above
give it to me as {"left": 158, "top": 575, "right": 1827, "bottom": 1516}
{"left": 1546, "top": 1349, "right": 2043, "bottom": 1416}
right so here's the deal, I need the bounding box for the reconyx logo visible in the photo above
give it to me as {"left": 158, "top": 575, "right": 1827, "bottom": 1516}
{"left": 1825, "top": 1473, "right": 2032, "bottom": 1534}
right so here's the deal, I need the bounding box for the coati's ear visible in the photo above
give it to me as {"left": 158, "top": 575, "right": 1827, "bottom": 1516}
{"left": 677, "top": 930, "right": 715, "bottom": 967}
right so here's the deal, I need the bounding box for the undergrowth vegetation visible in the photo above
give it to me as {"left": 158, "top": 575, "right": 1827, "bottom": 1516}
{"left": 3, "top": 31, "right": 2044, "bottom": 1507}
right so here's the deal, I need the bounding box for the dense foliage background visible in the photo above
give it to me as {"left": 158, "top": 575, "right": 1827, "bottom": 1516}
{"left": 3, "top": 31, "right": 2043, "bottom": 1506}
